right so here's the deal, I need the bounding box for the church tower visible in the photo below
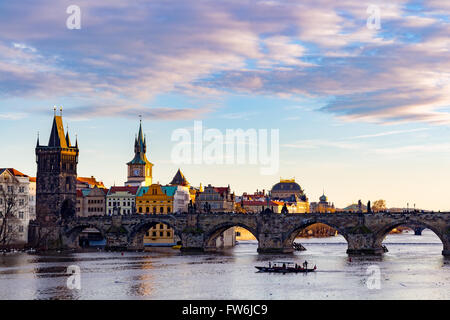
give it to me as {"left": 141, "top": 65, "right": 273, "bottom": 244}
{"left": 125, "top": 119, "right": 153, "bottom": 187}
{"left": 35, "top": 108, "right": 79, "bottom": 224}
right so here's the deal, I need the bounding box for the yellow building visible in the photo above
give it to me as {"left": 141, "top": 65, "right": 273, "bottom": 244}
{"left": 136, "top": 184, "right": 177, "bottom": 246}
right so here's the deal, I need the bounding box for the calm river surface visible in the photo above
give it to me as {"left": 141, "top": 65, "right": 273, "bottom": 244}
{"left": 0, "top": 230, "right": 449, "bottom": 300}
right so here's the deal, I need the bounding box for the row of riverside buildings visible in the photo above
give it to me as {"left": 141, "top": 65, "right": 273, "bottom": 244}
{"left": 1, "top": 113, "right": 338, "bottom": 248}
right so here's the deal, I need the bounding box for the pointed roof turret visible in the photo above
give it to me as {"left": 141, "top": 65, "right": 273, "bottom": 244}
{"left": 48, "top": 114, "right": 68, "bottom": 148}
{"left": 127, "top": 118, "right": 151, "bottom": 165}
{"left": 170, "top": 168, "right": 189, "bottom": 186}
{"left": 36, "top": 132, "right": 40, "bottom": 147}
{"left": 65, "top": 125, "right": 71, "bottom": 147}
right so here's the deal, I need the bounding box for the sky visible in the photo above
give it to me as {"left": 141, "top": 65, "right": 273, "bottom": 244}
{"left": 0, "top": 0, "right": 450, "bottom": 210}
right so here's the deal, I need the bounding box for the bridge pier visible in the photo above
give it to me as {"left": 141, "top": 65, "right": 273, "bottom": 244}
{"left": 257, "top": 232, "right": 293, "bottom": 254}
{"left": 180, "top": 232, "right": 205, "bottom": 252}
{"left": 346, "top": 233, "right": 383, "bottom": 255}
{"left": 413, "top": 227, "right": 425, "bottom": 236}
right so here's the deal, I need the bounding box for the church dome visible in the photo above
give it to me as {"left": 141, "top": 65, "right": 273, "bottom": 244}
{"left": 271, "top": 179, "right": 303, "bottom": 193}
{"left": 319, "top": 194, "right": 328, "bottom": 202}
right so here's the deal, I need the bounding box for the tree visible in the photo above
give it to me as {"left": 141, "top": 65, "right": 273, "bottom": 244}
{"left": 372, "top": 200, "right": 387, "bottom": 213}
{"left": 0, "top": 181, "right": 20, "bottom": 248}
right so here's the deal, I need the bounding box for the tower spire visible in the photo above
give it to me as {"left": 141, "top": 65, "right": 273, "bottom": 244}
{"left": 36, "top": 131, "right": 40, "bottom": 147}
{"left": 65, "top": 124, "right": 71, "bottom": 147}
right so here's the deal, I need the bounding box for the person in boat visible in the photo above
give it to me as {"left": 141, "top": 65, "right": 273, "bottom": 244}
{"left": 268, "top": 262, "right": 271, "bottom": 268}
{"left": 303, "top": 260, "right": 308, "bottom": 269}
{"left": 282, "top": 263, "right": 286, "bottom": 269}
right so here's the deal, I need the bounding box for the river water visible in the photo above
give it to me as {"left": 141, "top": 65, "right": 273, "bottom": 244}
{"left": 0, "top": 229, "right": 449, "bottom": 300}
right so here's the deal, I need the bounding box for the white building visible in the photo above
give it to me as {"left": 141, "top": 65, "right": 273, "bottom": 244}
{"left": 106, "top": 186, "right": 139, "bottom": 215}
{"left": 0, "top": 168, "right": 31, "bottom": 247}
{"left": 173, "top": 186, "right": 191, "bottom": 213}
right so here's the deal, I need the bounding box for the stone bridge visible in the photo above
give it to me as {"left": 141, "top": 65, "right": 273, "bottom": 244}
{"left": 61, "top": 212, "right": 450, "bottom": 256}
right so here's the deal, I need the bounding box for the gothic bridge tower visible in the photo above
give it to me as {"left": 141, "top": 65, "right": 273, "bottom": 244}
{"left": 35, "top": 108, "right": 79, "bottom": 224}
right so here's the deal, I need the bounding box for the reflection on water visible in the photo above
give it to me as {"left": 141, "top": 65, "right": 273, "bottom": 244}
{"left": 0, "top": 230, "right": 449, "bottom": 300}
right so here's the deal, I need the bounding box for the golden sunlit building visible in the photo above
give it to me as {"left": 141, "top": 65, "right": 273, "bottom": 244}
{"left": 310, "top": 193, "right": 336, "bottom": 213}
{"left": 270, "top": 178, "right": 309, "bottom": 213}
{"left": 136, "top": 184, "right": 177, "bottom": 246}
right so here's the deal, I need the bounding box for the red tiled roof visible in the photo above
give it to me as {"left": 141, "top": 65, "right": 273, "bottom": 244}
{"left": 77, "top": 176, "right": 106, "bottom": 188}
{"left": 0, "top": 168, "right": 29, "bottom": 177}
{"left": 241, "top": 200, "right": 281, "bottom": 206}
{"left": 29, "top": 177, "right": 36, "bottom": 182}
{"left": 214, "top": 187, "right": 229, "bottom": 195}
{"left": 108, "top": 186, "right": 139, "bottom": 195}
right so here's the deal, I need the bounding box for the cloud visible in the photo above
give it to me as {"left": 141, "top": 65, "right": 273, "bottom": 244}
{"left": 63, "top": 104, "right": 215, "bottom": 121}
{"left": 282, "top": 139, "right": 362, "bottom": 150}
{"left": 0, "top": 0, "right": 449, "bottom": 124}
{"left": 0, "top": 112, "right": 28, "bottom": 120}
{"left": 372, "top": 143, "right": 450, "bottom": 155}
{"left": 348, "top": 128, "right": 429, "bottom": 139}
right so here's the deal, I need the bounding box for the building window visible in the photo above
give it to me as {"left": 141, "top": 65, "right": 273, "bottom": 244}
{"left": 19, "top": 225, "right": 24, "bottom": 233}
{"left": 19, "top": 212, "right": 24, "bottom": 219}
{"left": 139, "top": 207, "right": 142, "bottom": 213}
{"left": 160, "top": 207, "right": 164, "bottom": 213}
{"left": 159, "top": 232, "right": 163, "bottom": 237}
{"left": 152, "top": 231, "right": 156, "bottom": 237}
{"left": 153, "top": 207, "right": 156, "bottom": 214}
{"left": 166, "top": 232, "right": 171, "bottom": 237}
{"left": 159, "top": 224, "right": 163, "bottom": 230}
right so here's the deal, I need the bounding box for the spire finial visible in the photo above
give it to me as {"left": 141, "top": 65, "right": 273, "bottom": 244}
{"left": 36, "top": 131, "right": 40, "bottom": 147}
{"left": 53, "top": 106, "right": 56, "bottom": 115}
{"left": 60, "top": 106, "right": 63, "bottom": 116}
{"left": 139, "top": 114, "right": 142, "bottom": 123}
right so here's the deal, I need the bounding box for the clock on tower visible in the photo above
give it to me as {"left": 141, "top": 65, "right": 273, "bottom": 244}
{"left": 125, "top": 119, "right": 153, "bottom": 187}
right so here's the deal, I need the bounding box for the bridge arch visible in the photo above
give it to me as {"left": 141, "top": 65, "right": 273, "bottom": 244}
{"left": 204, "top": 222, "right": 259, "bottom": 251}
{"left": 128, "top": 218, "right": 181, "bottom": 250}
{"left": 373, "top": 219, "right": 449, "bottom": 253}
{"left": 64, "top": 224, "right": 106, "bottom": 248}
{"left": 282, "top": 219, "right": 349, "bottom": 251}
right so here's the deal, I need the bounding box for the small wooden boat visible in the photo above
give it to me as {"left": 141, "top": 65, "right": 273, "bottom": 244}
{"left": 255, "top": 261, "right": 316, "bottom": 273}
{"left": 171, "top": 245, "right": 181, "bottom": 249}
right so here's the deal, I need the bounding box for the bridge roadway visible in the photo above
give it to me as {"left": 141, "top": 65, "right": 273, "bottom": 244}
{"left": 61, "top": 211, "right": 450, "bottom": 255}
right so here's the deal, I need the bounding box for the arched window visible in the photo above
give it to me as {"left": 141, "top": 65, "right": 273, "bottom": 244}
{"left": 160, "top": 207, "right": 164, "bottom": 213}
{"left": 65, "top": 177, "right": 71, "bottom": 191}
{"left": 153, "top": 207, "right": 157, "bottom": 214}
{"left": 139, "top": 207, "right": 143, "bottom": 213}
{"left": 146, "top": 207, "right": 150, "bottom": 213}
{"left": 167, "top": 207, "right": 171, "bottom": 213}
